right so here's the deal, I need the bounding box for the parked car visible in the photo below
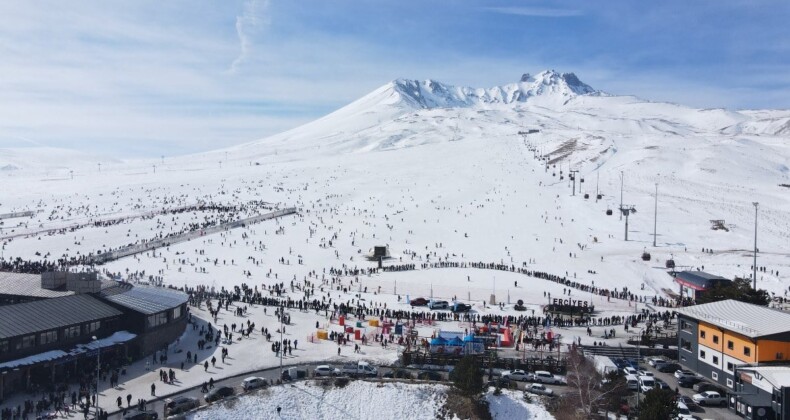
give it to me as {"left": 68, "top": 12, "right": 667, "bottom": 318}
{"left": 647, "top": 357, "right": 665, "bottom": 367}
{"left": 314, "top": 365, "right": 341, "bottom": 377}
{"left": 204, "top": 386, "right": 235, "bottom": 403}
{"left": 428, "top": 300, "right": 449, "bottom": 310}
{"left": 611, "top": 358, "right": 628, "bottom": 369}
{"left": 341, "top": 361, "right": 378, "bottom": 377}
{"left": 692, "top": 391, "right": 726, "bottom": 406}
{"left": 533, "top": 370, "right": 560, "bottom": 384}
{"left": 501, "top": 369, "right": 532, "bottom": 382}
{"left": 674, "top": 369, "right": 697, "bottom": 380}
{"left": 281, "top": 367, "right": 307, "bottom": 381}
{"left": 625, "top": 374, "right": 639, "bottom": 391}
{"left": 384, "top": 369, "right": 413, "bottom": 379}
{"left": 638, "top": 375, "right": 656, "bottom": 393}
{"left": 123, "top": 411, "right": 158, "bottom": 420}
{"left": 623, "top": 367, "right": 638, "bottom": 376}
{"left": 637, "top": 370, "right": 654, "bottom": 378}
{"left": 677, "top": 395, "right": 700, "bottom": 410}
{"left": 693, "top": 381, "right": 724, "bottom": 394}
{"left": 417, "top": 371, "right": 442, "bottom": 381}
{"left": 451, "top": 303, "right": 472, "bottom": 313}
{"left": 676, "top": 401, "right": 695, "bottom": 419}
{"left": 486, "top": 377, "right": 516, "bottom": 389}
{"left": 410, "top": 297, "right": 428, "bottom": 306}
{"left": 527, "top": 383, "right": 554, "bottom": 396}
{"left": 658, "top": 363, "right": 681, "bottom": 373}
{"left": 677, "top": 376, "right": 702, "bottom": 388}
{"left": 164, "top": 396, "right": 199, "bottom": 415}
{"left": 654, "top": 378, "right": 670, "bottom": 390}
{"left": 242, "top": 376, "right": 267, "bottom": 390}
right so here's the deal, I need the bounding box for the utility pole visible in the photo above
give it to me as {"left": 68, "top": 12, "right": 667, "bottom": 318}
{"left": 569, "top": 170, "right": 579, "bottom": 196}
{"left": 653, "top": 181, "right": 658, "bottom": 247}
{"left": 596, "top": 172, "right": 599, "bottom": 202}
{"left": 279, "top": 303, "right": 284, "bottom": 378}
{"left": 619, "top": 171, "right": 624, "bottom": 221}
{"left": 70, "top": 170, "right": 74, "bottom": 180}
{"left": 97, "top": 163, "right": 101, "bottom": 173}
{"left": 153, "top": 164, "right": 156, "bottom": 173}
{"left": 753, "top": 202, "right": 759, "bottom": 289}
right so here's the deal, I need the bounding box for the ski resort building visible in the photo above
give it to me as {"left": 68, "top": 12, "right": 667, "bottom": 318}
{"left": 0, "top": 271, "right": 188, "bottom": 399}
{"left": 733, "top": 365, "right": 790, "bottom": 420}
{"left": 674, "top": 270, "right": 732, "bottom": 300}
{"left": 676, "top": 300, "right": 790, "bottom": 418}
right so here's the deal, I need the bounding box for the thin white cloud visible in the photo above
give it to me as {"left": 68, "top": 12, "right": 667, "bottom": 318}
{"left": 230, "top": 0, "right": 271, "bottom": 73}
{"left": 485, "top": 6, "right": 583, "bottom": 18}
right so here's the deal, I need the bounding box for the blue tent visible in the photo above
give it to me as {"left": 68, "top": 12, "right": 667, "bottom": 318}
{"left": 430, "top": 337, "right": 447, "bottom": 346}
{"left": 447, "top": 337, "right": 464, "bottom": 346}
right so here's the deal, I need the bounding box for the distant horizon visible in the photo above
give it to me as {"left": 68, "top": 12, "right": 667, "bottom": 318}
{"left": 1, "top": 1, "right": 789, "bottom": 157}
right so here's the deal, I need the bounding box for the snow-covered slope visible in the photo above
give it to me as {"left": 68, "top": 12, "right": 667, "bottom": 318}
{"left": 2, "top": 69, "right": 789, "bottom": 298}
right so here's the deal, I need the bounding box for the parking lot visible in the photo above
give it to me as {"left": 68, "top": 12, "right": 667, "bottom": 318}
{"left": 641, "top": 362, "right": 740, "bottom": 420}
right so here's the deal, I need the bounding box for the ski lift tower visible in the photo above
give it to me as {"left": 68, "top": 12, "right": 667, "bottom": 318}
{"left": 619, "top": 205, "right": 636, "bottom": 241}
{"left": 569, "top": 170, "right": 579, "bottom": 196}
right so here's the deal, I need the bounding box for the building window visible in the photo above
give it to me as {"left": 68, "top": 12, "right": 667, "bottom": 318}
{"left": 680, "top": 338, "right": 692, "bottom": 352}
{"left": 147, "top": 312, "right": 168, "bottom": 328}
{"left": 0, "top": 340, "right": 8, "bottom": 354}
{"left": 64, "top": 325, "right": 80, "bottom": 339}
{"left": 727, "top": 362, "right": 734, "bottom": 372}
{"left": 39, "top": 330, "right": 58, "bottom": 345}
{"left": 700, "top": 330, "right": 706, "bottom": 339}
{"left": 727, "top": 340, "right": 734, "bottom": 350}
{"left": 727, "top": 378, "right": 733, "bottom": 388}
{"left": 84, "top": 321, "right": 101, "bottom": 335}
{"left": 713, "top": 335, "right": 719, "bottom": 344}
{"left": 173, "top": 305, "right": 182, "bottom": 319}
{"left": 712, "top": 372, "right": 718, "bottom": 380}
{"left": 680, "top": 320, "right": 691, "bottom": 332}
{"left": 700, "top": 349, "right": 707, "bottom": 359}
{"left": 16, "top": 335, "right": 35, "bottom": 350}
{"left": 713, "top": 356, "right": 719, "bottom": 364}
{"left": 744, "top": 346, "right": 751, "bottom": 357}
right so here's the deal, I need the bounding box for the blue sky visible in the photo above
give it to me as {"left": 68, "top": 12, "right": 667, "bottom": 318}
{"left": 0, "top": 0, "right": 788, "bottom": 157}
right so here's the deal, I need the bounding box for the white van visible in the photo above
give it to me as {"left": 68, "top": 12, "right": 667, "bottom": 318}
{"left": 625, "top": 374, "right": 639, "bottom": 391}
{"left": 638, "top": 375, "right": 655, "bottom": 392}
{"left": 533, "top": 370, "right": 559, "bottom": 384}
{"left": 341, "top": 361, "right": 378, "bottom": 377}
{"left": 676, "top": 401, "right": 694, "bottom": 419}
{"left": 623, "top": 366, "right": 638, "bottom": 376}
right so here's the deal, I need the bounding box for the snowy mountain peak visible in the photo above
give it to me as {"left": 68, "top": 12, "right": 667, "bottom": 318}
{"left": 386, "top": 70, "right": 599, "bottom": 109}
{"left": 527, "top": 70, "right": 595, "bottom": 95}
